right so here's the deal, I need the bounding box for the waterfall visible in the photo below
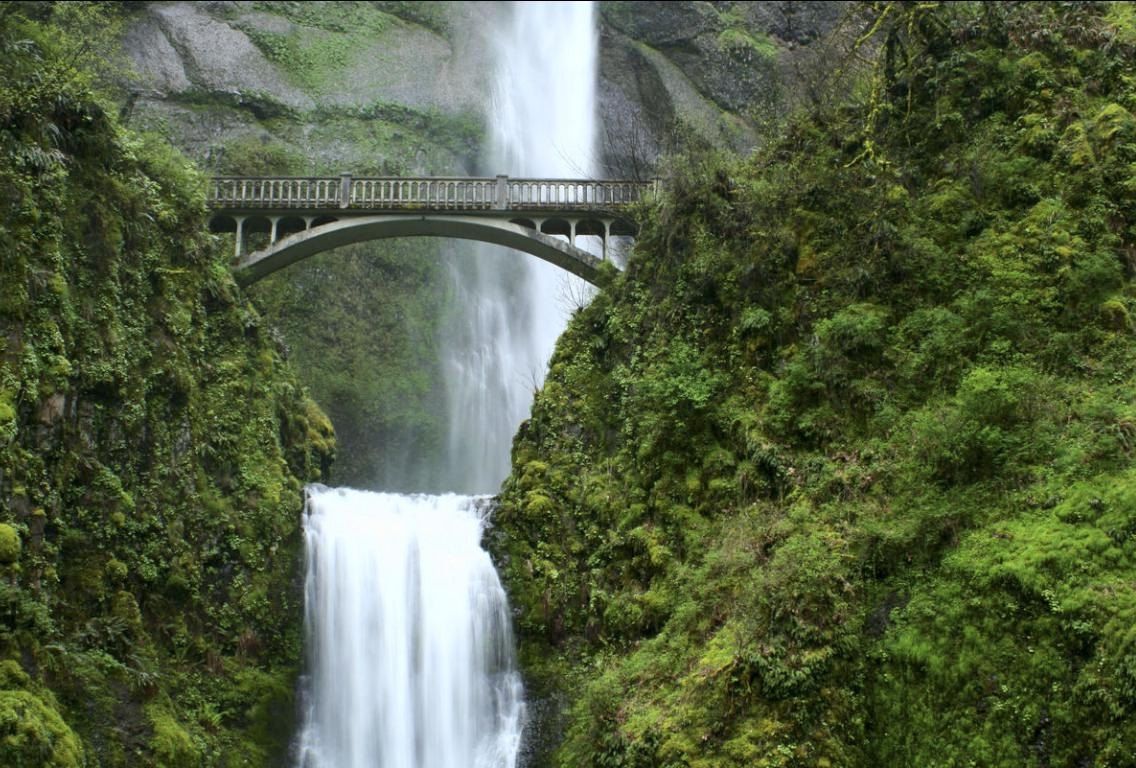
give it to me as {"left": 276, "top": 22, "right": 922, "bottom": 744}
{"left": 297, "top": 487, "right": 523, "bottom": 768}
{"left": 296, "top": 2, "right": 599, "bottom": 766}
{"left": 441, "top": 0, "right": 599, "bottom": 493}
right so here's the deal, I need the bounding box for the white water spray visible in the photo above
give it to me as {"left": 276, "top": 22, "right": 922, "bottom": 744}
{"left": 297, "top": 3, "right": 599, "bottom": 765}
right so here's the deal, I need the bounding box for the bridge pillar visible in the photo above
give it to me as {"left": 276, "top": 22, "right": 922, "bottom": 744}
{"left": 233, "top": 215, "right": 246, "bottom": 260}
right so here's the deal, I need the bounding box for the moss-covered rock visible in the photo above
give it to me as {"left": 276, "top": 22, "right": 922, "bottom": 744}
{"left": 496, "top": 4, "right": 1136, "bottom": 765}
{"left": 0, "top": 690, "right": 84, "bottom": 768}
{"left": 0, "top": 5, "right": 334, "bottom": 763}
{"left": 0, "top": 525, "right": 20, "bottom": 565}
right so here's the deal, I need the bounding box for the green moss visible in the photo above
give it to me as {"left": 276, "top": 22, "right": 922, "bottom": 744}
{"left": 0, "top": 5, "right": 334, "bottom": 763}
{"left": 494, "top": 3, "right": 1136, "bottom": 766}
{"left": 1100, "top": 297, "right": 1131, "bottom": 331}
{"left": 0, "top": 690, "right": 84, "bottom": 768}
{"left": 0, "top": 525, "right": 20, "bottom": 565}
{"left": 717, "top": 27, "right": 777, "bottom": 59}
{"left": 0, "top": 394, "right": 15, "bottom": 443}
{"left": 0, "top": 661, "right": 29, "bottom": 689}
{"left": 147, "top": 706, "right": 198, "bottom": 768}
{"left": 239, "top": 4, "right": 397, "bottom": 92}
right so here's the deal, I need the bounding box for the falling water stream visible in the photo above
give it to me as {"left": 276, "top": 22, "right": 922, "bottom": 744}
{"left": 296, "top": 3, "right": 599, "bottom": 766}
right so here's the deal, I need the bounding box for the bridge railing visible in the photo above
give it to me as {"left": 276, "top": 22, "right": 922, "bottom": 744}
{"left": 504, "top": 179, "right": 645, "bottom": 208}
{"left": 209, "top": 175, "right": 655, "bottom": 212}
{"left": 210, "top": 177, "right": 343, "bottom": 208}
{"left": 350, "top": 177, "right": 498, "bottom": 210}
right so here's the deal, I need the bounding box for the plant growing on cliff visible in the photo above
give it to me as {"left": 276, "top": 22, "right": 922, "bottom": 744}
{"left": 495, "top": 3, "right": 1136, "bottom": 766}
{"left": 0, "top": 5, "right": 334, "bottom": 763}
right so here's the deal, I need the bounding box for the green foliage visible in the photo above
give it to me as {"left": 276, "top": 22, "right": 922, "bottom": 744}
{"left": 494, "top": 3, "right": 1136, "bottom": 766}
{"left": 0, "top": 524, "right": 20, "bottom": 565}
{"left": 0, "top": 690, "right": 83, "bottom": 768}
{"left": 147, "top": 705, "right": 199, "bottom": 768}
{"left": 251, "top": 242, "right": 448, "bottom": 489}
{"left": 0, "top": 5, "right": 334, "bottom": 763}
{"left": 213, "top": 133, "right": 305, "bottom": 176}
{"left": 238, "top": 3, "right": 397, "bottom": 91}
{"left": 717, "top": 27, "right": 777, "bottom": 60}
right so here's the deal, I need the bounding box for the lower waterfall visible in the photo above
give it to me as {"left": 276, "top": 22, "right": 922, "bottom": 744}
{"left": 296, "top": 487, "right": 524, "bottom": 768}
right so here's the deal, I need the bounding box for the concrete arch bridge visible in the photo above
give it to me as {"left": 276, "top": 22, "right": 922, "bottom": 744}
{"left": 207, "top": 174, "right": 654, "bottom": 286}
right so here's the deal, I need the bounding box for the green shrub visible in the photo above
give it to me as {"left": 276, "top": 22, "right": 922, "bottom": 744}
{"left": 0, "top": 525, "right": 20, "bottom": 565}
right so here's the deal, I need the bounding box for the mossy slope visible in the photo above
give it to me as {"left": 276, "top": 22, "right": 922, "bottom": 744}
{"left": 0, "top": 8, "right": 333, "bottom": 764}
{"left": 496, "top": 4, "right": 1136, "bottom": 766}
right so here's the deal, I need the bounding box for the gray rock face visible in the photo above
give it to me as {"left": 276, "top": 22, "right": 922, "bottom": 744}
{"left": 311, "top": 16, "right": 485, "bottom": 111}
{"left": 744, "top": 1, "right": 847, "bottom": 45}
{"left": 122, "top": 1, "right": 492, "bottom": 116}
{"left": 121, "top": 16, "right": 191, "bottom": 94}
{"left": 597, "top": 0, "right": 851, "bottom": 174}
{"left": 148, "top": 3, "right": 315, "bottom": 109}
{"left": 118, "top": 1, "right": 495, "bottom": 174}
{"left": 120, "top": 0, "right": 846, "bottom": 178}
{"left": 597, "top": 30, "right": 671, "bottom": 177}
{"left": 602, "top": 1, "right": 719, "bottom": 47}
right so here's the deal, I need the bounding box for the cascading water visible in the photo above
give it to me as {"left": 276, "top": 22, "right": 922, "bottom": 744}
{"left": 296, "top": 2, "right": 599, "bottom": 766}
{"left": 297, "top": 488, "right": 523, "bottom": 768}
{"left": 442, "top": 0, "right": 599, "bottom": 493}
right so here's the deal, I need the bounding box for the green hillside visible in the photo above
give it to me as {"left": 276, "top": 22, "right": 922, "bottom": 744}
{"left": 0, "top": 6, "right": 332, "bottom": 763}
{"left": 495, "top": 4, "right": 1136, "bottom": 766}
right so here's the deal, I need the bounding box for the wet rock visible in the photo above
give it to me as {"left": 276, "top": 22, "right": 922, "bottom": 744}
{"left": 37, "top": 393, "right": 65, "bottom": 426}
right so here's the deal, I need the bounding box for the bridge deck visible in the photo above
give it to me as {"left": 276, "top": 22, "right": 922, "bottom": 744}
{"left": 208, "top": 175, "right": 654, "bottom": 215}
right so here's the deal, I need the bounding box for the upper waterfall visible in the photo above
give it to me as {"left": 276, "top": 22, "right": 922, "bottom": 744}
{"left": 440, "top": 0, "right": 600, "bottom": 493}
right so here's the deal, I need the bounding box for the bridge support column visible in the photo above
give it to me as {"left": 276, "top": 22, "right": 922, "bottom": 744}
{"left": 233, "top": 215, "right": 246, "bottom": 260}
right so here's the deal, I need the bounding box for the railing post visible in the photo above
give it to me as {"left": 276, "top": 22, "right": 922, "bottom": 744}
{"left": 339, "top": 172, "right": 353, "bottom": 209}
{"left": 495, "top": 174, "right": 509, "bottom": 211}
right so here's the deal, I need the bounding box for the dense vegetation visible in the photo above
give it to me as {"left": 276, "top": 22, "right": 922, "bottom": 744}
{"left": 0, "top": 5, "right": 333, "bottom": 764}
{"left": 495, "top": 3, "right": 1136, "bottom": 766}
{"left": 200, "top": 88, "right": 460, "bottom": 491}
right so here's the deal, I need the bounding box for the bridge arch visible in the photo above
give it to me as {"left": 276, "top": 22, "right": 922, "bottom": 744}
{"left": 231, "top": 214, "right": 608, "bottom": 286}
{"left": 208, "top": 174, "right": 656, "bottom": 286}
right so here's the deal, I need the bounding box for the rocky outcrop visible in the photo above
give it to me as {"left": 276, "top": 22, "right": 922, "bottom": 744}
{"left": 597, "top": 0, "right": 849, "bottom": 174}
{"left": 120, "top": 1, "right": 493, "bottom": 172}
{"left": 133, "top": 3, "right": 314, "bottom": 108}
{"left": 120, "top": 1, "right": 849, "bottom": 177}
{"left": 122, "top": 1, "right": 491, "bottom": 112}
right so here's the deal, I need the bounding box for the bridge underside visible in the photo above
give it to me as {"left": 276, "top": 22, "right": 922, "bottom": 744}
{"left": 216, "top": 214, "right": 617, "bottom": 286}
